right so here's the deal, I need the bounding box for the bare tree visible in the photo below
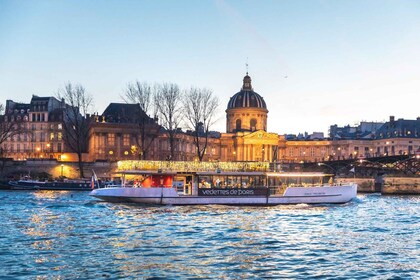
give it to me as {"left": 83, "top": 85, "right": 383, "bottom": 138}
{"left": 154, "top": 83, "right": 183, "bottom": 160}
{"left": 122, "top": 81, "right": 160, "bottom": 160}
{"left": 183, "top": 87, "right": 219, "bottom": 161}
{"left": 0, "top": 103, "right": 26, "bottom": 172}
{"left": 121, "top": 81, "right": 153, "bottom": 113}
{"left": 57, "top": 83, "right": 93, "bottom": 178}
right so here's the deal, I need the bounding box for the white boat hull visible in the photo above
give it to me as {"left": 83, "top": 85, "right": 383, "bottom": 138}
{"left": 90, "top": 184, "right": 357, "bottom": 205}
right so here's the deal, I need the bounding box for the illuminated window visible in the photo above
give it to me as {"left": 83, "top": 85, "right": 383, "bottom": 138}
{"left": 99, "top": 136, "right": 105, "bottom": 146}
{"left": 58, "top": 132, "right": 62, "bottom": 141}
{"left": 50, "top": 133, "right": 55, "bottom": 140}
{"left": 250, "top": 119, "right": 257, "bottom": 131}
{"left": 108, "top": 133, "right": 115, "bottom": 146}
{"left": 123, "top": 134, "right": 130, "bottom": 146}
{"left": 58, "top": 124, "right": 62, "bottom": 130}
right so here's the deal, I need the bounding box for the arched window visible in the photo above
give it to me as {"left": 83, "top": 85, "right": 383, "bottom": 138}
{"left": 236, "top": 119, "right": 241, "bottom": 131}
{"left": 250, "top": 119, "right": 257, "bottom": 131}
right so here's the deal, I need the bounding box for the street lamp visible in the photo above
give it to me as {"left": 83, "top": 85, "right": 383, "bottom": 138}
{"left": 61, "top": 164, "right": 64, "bottom": 177}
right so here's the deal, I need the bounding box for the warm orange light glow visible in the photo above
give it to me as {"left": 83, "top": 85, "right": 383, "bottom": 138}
{"left": 117, "top": 160, "right": 270, "bottom": 172}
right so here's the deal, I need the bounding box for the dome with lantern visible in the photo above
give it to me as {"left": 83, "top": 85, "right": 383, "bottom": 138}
{"left": 227, "top": 74, "right": 267, "bottom": 110}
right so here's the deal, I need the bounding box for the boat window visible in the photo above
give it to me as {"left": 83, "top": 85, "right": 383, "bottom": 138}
{"left": 198, "top": 175, "right": 266, "bottom": 188}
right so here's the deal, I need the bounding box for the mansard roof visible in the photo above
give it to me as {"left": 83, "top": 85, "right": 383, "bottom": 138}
{"left": 102, "top": 103, "right": 152, "bottom": 124}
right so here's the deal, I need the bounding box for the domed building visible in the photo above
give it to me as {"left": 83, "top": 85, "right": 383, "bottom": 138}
{"left": 226, "top": 74, "right": 268, "bottom": 133}
{"left": 220, "top": 74, "right": 281, "bottom": 162}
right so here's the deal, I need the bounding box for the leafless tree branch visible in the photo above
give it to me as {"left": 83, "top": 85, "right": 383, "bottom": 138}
{"left": 183, "top": 87, "right": 219, "bottom": 161}
{"left": 154, "top": 83, "right": 183, "bottom": 160}
{"left": 57, "top": 82, "right": 93, "bottom": 178}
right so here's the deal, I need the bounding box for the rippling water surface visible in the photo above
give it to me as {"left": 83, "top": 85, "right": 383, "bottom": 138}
{"left": 0, "top": 190, "right": 419, "bottom": 279}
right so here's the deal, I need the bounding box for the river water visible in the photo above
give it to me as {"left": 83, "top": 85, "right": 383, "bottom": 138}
{"left": 0, "top": 190, "right": 418, "bottom": 279}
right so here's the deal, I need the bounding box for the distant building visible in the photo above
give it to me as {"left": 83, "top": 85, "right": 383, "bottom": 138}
{"left": 88, "top": 103, "right": 221, "bottom": 162}
{"left": 221, "top": 73, "right": 279, "bottom": 162}
{"left": 2, "top": 96, "right": 67, "bottom": 160}
{"left": 329, "top": 121, "right": 384, "bottom": 140}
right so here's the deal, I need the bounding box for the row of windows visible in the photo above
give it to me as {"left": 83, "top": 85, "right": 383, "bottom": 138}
{"left": 4, "top": 143, "right": 62, "bottom": 153}
{"left": 236, "top": 119, "right": 258, "bottom": 131}
{"left": 97, "top": 133, "right": 219, "bottom": 156}
{"left": 9, "top": 132, "right": 62, "bottom": 142}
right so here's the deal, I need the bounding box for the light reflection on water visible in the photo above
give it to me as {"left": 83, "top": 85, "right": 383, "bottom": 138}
{"left": 0, "top": 191, "right": 418, "bottom": 279}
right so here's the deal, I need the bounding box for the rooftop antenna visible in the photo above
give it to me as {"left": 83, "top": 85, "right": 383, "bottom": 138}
{"left": 246, "top": 57, "right": 249, "bottom": 75}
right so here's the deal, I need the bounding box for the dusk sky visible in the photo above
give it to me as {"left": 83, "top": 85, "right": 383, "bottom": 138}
{"left": 1, "top": 0, "right": 420, "bottom": 135}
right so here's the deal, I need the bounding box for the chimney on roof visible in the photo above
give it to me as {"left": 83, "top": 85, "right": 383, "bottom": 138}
{"left": 390, "top": 116, "right": 395, "bottom": 122}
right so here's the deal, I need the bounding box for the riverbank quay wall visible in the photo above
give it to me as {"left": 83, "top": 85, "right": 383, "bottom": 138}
{"left": 0, "top": 159, "right": 117, "bottom": 180}
{"left": 337, "top": 177, "right": 420, "bottom": 194}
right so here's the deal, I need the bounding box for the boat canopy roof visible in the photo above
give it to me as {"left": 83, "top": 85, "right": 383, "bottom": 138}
{"left": 265, "top": 172, "right": 333, "bottom": 177}
{"left": 114, "top": 170, "right": 332, "bottom": 178}
{"left": 114, "top": 170, "right": 177, "bottom": 175}
{"left": 196, "top": 171, "right": 265, "bottom": 176}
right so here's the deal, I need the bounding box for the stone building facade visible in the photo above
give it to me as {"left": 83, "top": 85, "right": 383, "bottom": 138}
{"left": 1, "top": 96, "right": 68, "bottom": 161}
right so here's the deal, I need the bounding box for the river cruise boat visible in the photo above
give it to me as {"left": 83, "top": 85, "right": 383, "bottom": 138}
{"left": 89, "top": 170, "right": 357, "bottom": 205}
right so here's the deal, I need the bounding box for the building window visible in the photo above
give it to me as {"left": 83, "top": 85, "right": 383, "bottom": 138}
{"left": 250, "top": 119, "right": 257, "bottom": 131}
{"left": 58, "top": 124, "right": 62, "bottom": 130}
{"left": 50, "top": 133, "right": 55, "bottom": 140}
{"left": 57, "top": 143, "right": 62, "bottom": 153}
{"left": 108, "top": 133, "right": 115, "bottom": 146}
{"left": 236, "top": 119, "right": 241, "bottom": 131}
{"left": 58, "top": 132, "right": 62, "bottom": 141}
{"left": 99, "top": 135, "right": 105, "bottom": 147}
{"left": 123, "top": 134, "right": 130, "bottom": 146}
